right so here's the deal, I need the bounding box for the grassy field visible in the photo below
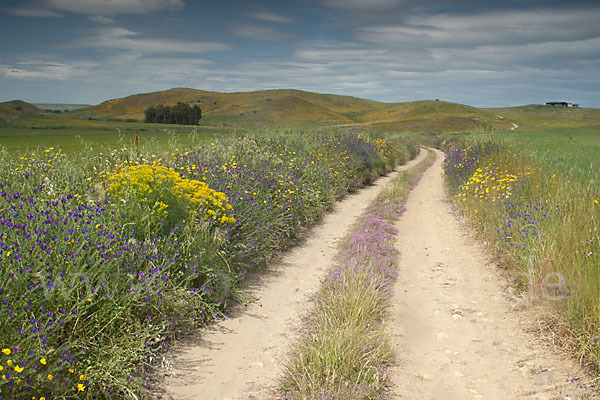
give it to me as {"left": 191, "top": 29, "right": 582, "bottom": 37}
{"left": 498, "top": 125, "right": 600, "bottom": 182}
{"left": 0, "top": 118, "right": 240, "bottom": 155}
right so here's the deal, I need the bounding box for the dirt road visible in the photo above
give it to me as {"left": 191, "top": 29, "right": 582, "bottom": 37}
{"left": 162, "top": 151, "right": 429, "bottom": 400}
{"left": 388, "top": 149, "right": 594, "bottom": 399}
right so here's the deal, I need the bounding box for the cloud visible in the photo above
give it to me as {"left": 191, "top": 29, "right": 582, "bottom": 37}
{"left": 73, "top": 27, "right": 232, "bottom": 53}
{"left": 356, "top": 7, "right": 600, "bottom": 49}
{"left": 0, "top": 61, "right": 95, "bottom": 80}
{"left": 44, "top": 0, "right": 184, "bottom": 16}
{"left": 250, "top": 11, "right": 292, "bottom": 24}
{"left": 232, "top": 25, "right": 296, "bottom": 41}
{"left": 89, "top": 15, "right": 115, "bottom": 24}
{"left": 322, "top": 0, "right": 404, "bottom": 11}
{"left": 3, "top": 7, "right": 63, "bottom": 17}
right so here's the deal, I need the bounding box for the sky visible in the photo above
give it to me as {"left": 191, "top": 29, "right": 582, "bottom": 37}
{"left": 0, "top": 0, "right": 599, "bottom": 108}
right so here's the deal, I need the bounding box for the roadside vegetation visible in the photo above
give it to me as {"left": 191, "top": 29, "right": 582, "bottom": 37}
{"left": 441, "top": 127, "right": 600, "bottom": 373}
{"left": 279, "top": 149, "right": 434, "bottom": 400}
{"left": 0, "top": 129, "right": 417, "bottom": 399}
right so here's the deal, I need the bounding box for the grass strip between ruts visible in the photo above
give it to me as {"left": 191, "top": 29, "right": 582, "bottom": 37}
{"left": 279, "top": 148, "right": 436, "bottom": 400}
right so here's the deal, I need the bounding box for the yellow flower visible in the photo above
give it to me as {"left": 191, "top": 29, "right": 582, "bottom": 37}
{"left": 77, "top": 383, "right": 86, "bottom": 392}
{"left": 47, "top": 374, "right": 54, "bottom": 380}
{"left": 14, "top": 365, "right": 24, "bottom": 373}
{"left": 40, "top": 358, "right": 47, "bottom": 365}
{"left": 69, "top": 368, "right": 74, "bottom": 373}
{"left": 6, "top": 359, "right": 12, "bottom": 366}
{"left": 79, "top": 374, "right": 85, "bottom": 381}
{"left": 1, "top": 349, "right": 10, "bottom": 355}
{"left": 41, "top": 397, "right": 46, "bottom": 400}
{"left": 0, "top": 365, "right": 3, "bottom": 371}
{"left": 594, "top": 200, "right": 599, "bottom": 204}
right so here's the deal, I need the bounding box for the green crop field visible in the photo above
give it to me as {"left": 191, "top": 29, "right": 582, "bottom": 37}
{"left": 499, "top": 125, "right": 600, "bottom": 182}
{"left": 0, "top": 118, "right": 239, "bottom": 155}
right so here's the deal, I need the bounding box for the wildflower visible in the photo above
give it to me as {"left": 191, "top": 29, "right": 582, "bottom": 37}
{"left": 14, "top": 365, "right": 24, "bottom": 373}
{"left": 594, "top": 200, "right": 599, "bottom": 204}
{"left": 69, "top": 368, "right": 74, "bottom": 373}
{"left": 1, "top": 348, "right": 10, "bottom": 355}
{"left": 6, "top": 359, "right": 13, "bottom": 366}
{"left": 77, "top": 383, "right": 86, "bottom": 392}
{"left": 48, "top": 374, "right": 54, "bottom": 380}
{"left": 40, "top": 358, "right": 47, "bottom": 365}
{"left": 80, "top": 374, "right": 85, "bottom": 381}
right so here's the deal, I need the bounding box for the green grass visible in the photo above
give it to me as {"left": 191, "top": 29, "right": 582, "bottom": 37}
{"left": 498, "top": 125, "right": 600, "bottom": 182}
{"left": 0, "top": 118, "right": 241, "bottom": 155}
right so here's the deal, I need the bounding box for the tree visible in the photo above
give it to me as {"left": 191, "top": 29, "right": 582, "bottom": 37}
{"left": 191, "top": 104, "right": 202, "bottom": 125}
{"left": 143, "top": 106, "right": 157, "bottom": 123}
{"left": 143, "top": 103, "right": 202, "bottom": 125}
{"left": 173, "top": 102, "right": 189, "bottom": 125}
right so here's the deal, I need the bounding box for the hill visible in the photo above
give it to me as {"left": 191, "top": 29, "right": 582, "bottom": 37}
{"left": 76, "top": 88, "right": 512, "bottom": 132}
{"left": 487, "top": 104, "right": 600, "bottom": 129}
{"left": 0, "top": 100, "right": 45, "bottom": 123}
{"left": 34, "top": 103, "right": 90, "bottom": 113}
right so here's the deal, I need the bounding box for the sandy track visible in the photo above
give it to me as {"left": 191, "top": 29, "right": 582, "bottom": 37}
{"left": 388, "top": 149, "right": 594, "bottom": 399}
{"left": 161, "top": 151, "right": 429, "bottom": 400}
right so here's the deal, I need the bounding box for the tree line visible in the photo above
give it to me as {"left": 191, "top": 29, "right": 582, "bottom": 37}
{"left": 143, "top": 103, "right": 201, "bottom": 125}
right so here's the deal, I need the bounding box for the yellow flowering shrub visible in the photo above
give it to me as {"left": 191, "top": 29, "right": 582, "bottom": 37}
{"left": 105, "top": 164, "right": 235, "bottom": 234}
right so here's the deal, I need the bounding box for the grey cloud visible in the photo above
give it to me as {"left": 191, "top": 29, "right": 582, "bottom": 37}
{"left": 89, "top": 15, "right": 115, "bottom": 24}
{"left": 357, "top": 7, "right": 600, "bottom": 49}
{"left": 45, "top": 0, "right": 184, "bottom": 16}
{"left": 232, "top": 25, "right": 296, "bottom": 41}
{"left": 3, "top": 7, "right": 62, "bottom": 17}
{"left": 73, "top": 27, "right": 232, "bottom": 53}
{"left": 250, "top": 11, "right": 292, "bottom": 24}
{"left": 0, "top": 61, "right": 97, "bottom": 80}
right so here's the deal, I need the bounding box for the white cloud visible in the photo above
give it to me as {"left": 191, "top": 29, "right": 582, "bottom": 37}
{"left": 73, "top": 27, "right": 232, "bottom": 53}
{"left": 89, "top": 15, "right": 115, "bottom": 24}
{"left": 4, "top": 7, "right": 62, "bottom": 17}
{"left": 45, "top": 0, "right": 184, "bottom": 16}
{"left": 250, "top": 11, "right": 292, "bottom": 24}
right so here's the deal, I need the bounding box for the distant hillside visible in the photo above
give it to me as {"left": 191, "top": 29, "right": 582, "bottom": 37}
{"left": 34, "top": 103, "right": 90, "bottom": 113}
{"left": 487, "top": 104, "right": 600, "bottom": 129}
{"left": 0, "top": 100, "right": 45, "bottom": 123}
{"left": 77, "top": 87, "right": 513, "bottom": 133}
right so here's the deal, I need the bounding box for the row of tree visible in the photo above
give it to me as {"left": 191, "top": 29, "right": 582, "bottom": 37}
{"left": 143, "top": 103, "right": 201, "bottom": 125}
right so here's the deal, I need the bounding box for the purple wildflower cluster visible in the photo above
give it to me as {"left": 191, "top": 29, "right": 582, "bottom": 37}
{"left": 0, "top": 176, "right": 222, "bottom": 397}
{"left": 168, "top": 132, "right": 401, "bottom": 268}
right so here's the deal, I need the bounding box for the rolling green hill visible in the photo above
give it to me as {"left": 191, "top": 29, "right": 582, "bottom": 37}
{"left": 75, "top": 87, "right": 515, "bottom": 132}
{"left": 0, "top": 100, "right": 45, "bottom": 123}
{"left": 487, "top": 104, "right": 600, "bottom": 129}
